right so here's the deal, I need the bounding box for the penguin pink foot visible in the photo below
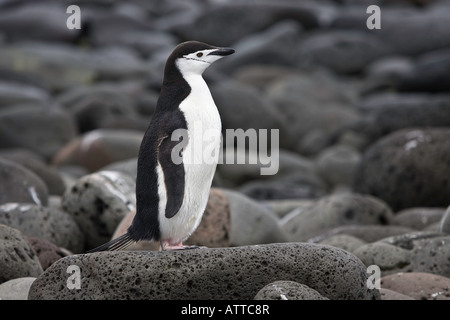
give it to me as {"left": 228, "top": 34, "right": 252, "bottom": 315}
{"left": 160, "top": 240, "right": 205, "bottom": 251}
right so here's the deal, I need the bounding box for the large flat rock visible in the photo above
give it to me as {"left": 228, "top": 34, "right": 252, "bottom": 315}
{"left": 28, "top": 243, "right": 379, "bottom": 300}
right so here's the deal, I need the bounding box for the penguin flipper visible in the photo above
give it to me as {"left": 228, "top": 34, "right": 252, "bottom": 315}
{"left": 87, "top": 233, "right": 135, "bottom": 253}
{"left": 158, "top": 134, "right": 186, "bottom": 219}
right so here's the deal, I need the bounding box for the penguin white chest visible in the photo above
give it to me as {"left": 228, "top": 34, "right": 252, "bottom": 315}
{"left": 158, "top": 74, "right": 221, "bottom": 243}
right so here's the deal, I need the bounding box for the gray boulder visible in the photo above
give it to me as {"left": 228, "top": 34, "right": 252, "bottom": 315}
{"left": 254, "top": 281, "right": 329, "bottom": 300}
{"left": 0, "top": 277, "right": 36, "bottom": 300}
{"left": 317, "top": 234, "right": 366, "bottom": 254}
{"left": 354, "top": 231, "right": 450, "bottom": 277}
{"left": 333, "top": 6, "right": 450, "bottom": 56}
{"left": 0, "top": 81, "right": 49, "bottom": 107}
{"left": 223, "top": 190, "right": 284, "bottom": 246}
{"left": 229, "top": 149, "right": 327, "bottom": 200}
{"left": 267, "top": 71, "right": 361, "bottom": 153}
{"left": 53, "top": 129, "right": 143, "bottom": 172}
{"left": 101, "top": 157, "right": 138, "bottom": 180}
{"left": 397, "top": 49, "right": 450, "bottom": 93}
{"left": 380, "top": 272, "right": 450, "bottom": 300}
{"left": 0, "top": 43, "right": 147, "bottom": 91}
{"left": 0, "top": 224, "right": 43, "bottom": 283}
{"left": 238, "top": 174, "right": 326, "bottom": 201}
{"left": 380, "top": 288, "right": 415, "bottom": 301}
{"left": 56, "top": 84, "right": 139, "bottom": 133}
{"left": 393, "top": 207, "right": 445, "bottom": 231}
{"left": 0, "top": 3, "right": 80, "bottom": 42}
{"left": 365, "top": 56, "right": 414, "bottom": 91}
{"left": 210, "top": 81, "right": 288, "bottom": 148}
{"left": 0, "top": 149, "right": 66, "bottom": 196}
{"left": 61, "top": 170, "right": 136, "bottom": 249}
{"left": 171, "top": 2, "right": 323, "bottom": 46}
{"left": 218, "top": 148, "right": 318, "bottom": 186}
{"left": 312, "top": 224, "right": 415, "bottom": 244}
{"left": 0, "top": 203, "right": 83, "bottom": 253}
{"left": 263, "top": 198, "right": 316, "bottom": 219}
{"left": 28, "top": 243, "right": 380, "bottom": 300}
{"left": 215, "top": 21, "right": 302, "bottom": 74}
{"left": 357, "top": 93, "right": 450, "bottom": 139}
{"left": 280, "top": 193, "right": 393, "bottom": 242}
{"left": 26, "top": 236, "right": 70, "bottom": 271}
{"left": 0, "top": 105, "right": 77, "bottom": 160}
{"left": 0, "top": 158, "right": 48, "bottom": 206}
{"left": 315, "top": 144, "right": 362, "bottom": 189}
{"left": 296, "top": 31, "right": 389, "bottom": 74}
{"left": 354, "top": 128, "right": 450, "bottom": 211}
{"left": 378, "top": 7, "right": 450, "bottom": 56}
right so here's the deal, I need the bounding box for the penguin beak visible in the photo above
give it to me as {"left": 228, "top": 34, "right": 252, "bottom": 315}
{"left": 208, "top": 47, "right": 235, "bottom": 56}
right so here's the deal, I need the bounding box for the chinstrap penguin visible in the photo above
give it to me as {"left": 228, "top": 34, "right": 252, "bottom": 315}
{"left": 89, "top": 41, "right": 234, "bottom": 252}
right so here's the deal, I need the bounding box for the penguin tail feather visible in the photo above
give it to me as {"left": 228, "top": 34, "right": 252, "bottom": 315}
{"left": 87, "top": 233, "right": 135, "bottom": 253}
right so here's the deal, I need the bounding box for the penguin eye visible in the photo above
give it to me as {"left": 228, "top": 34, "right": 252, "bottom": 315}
{"left": 196, "top": 52, "right": 203, "bottom": 58}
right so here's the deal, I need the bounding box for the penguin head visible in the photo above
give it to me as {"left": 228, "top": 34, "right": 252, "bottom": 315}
{"left": 169, "top": 41, "right": 235, "bottom": 76}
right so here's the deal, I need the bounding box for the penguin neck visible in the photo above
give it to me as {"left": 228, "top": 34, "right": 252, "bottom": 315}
{"left": 181, "top": 73, "right": 209, "bottom": 94}
{"left": 175, "top": 58, "right": 211, "bottom": 96}
{"left": 175, "top": 70, "right": 212, "bottom": 105}
{"left": 159, "top": 60, "right": 212, "bottom": 113}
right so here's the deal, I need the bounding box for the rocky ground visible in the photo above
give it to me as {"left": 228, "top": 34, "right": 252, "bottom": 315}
{"left": 0, "top": 0, "right": 450, "bottom": 300}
